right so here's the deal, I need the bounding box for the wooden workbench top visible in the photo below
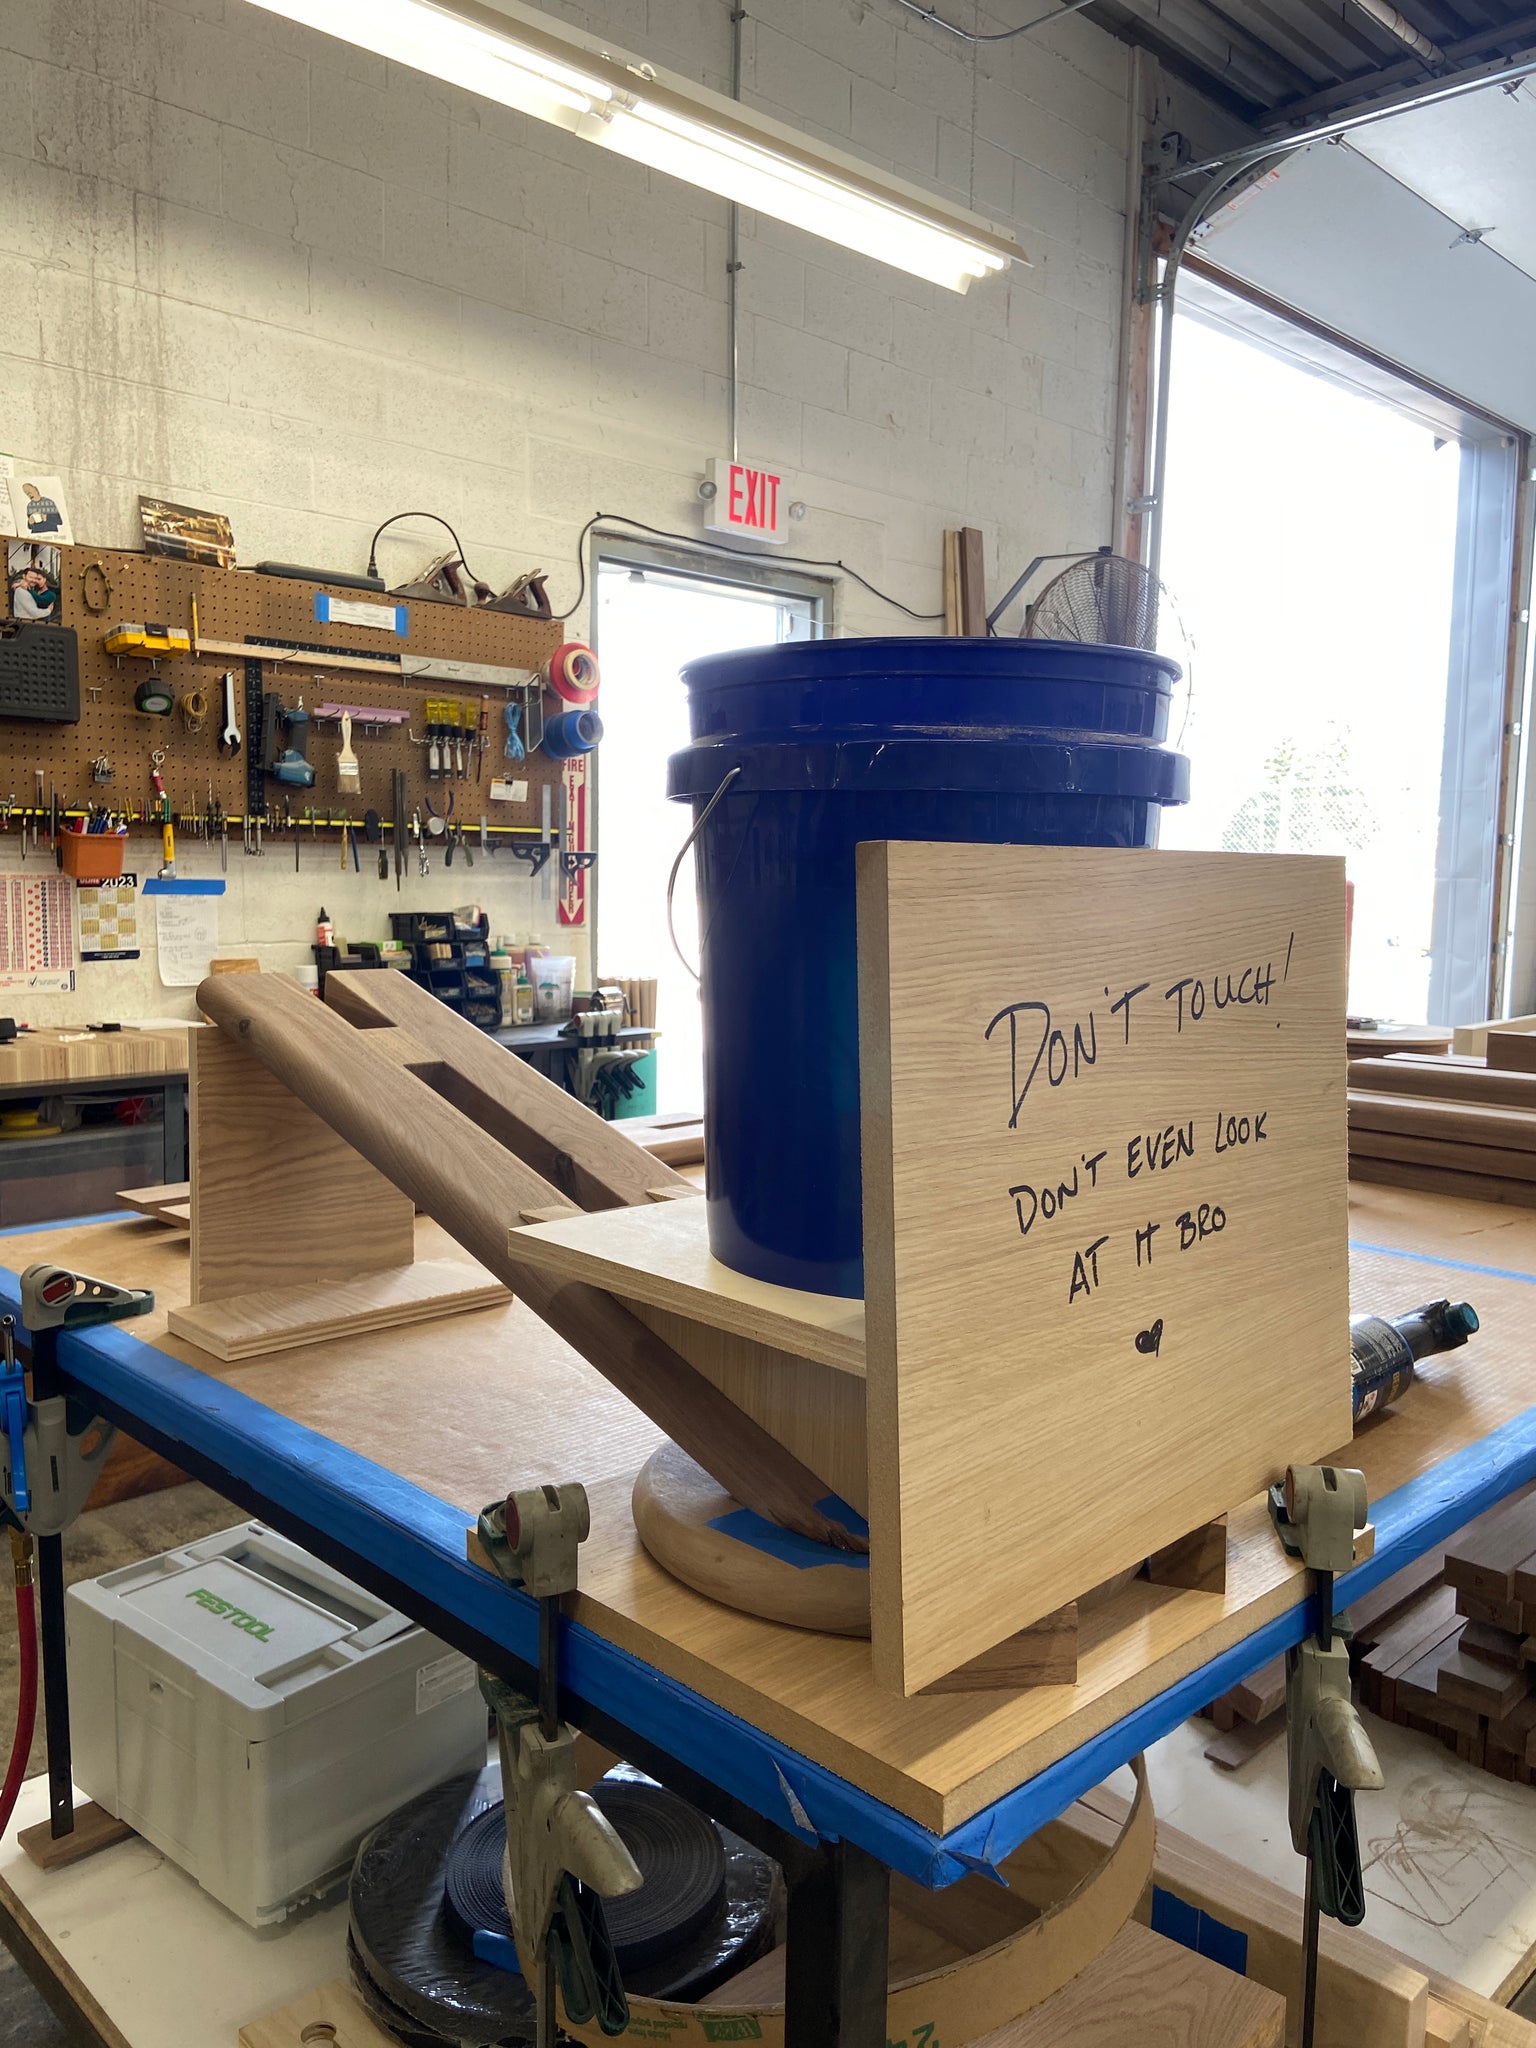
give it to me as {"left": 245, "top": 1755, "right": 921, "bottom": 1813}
{"left": 0, "top": 1025, "right": 191, "bottom": 1088}
{"left": 2, "top": 1183, "right": 1531, "bottom": 1837}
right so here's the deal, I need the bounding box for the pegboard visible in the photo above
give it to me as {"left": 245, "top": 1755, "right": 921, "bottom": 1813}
{"left": 0, "top": 544, "right": 571, "bottom": 847}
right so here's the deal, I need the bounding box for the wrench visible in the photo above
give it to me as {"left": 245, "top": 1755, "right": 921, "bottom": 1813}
{"left": 218, "top": 671, "right": 242, "bottom": 756}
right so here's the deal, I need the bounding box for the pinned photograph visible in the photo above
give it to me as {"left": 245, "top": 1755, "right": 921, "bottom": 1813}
{"left": 139, "top": 496, "right": 237, "bottom": 570}
{"left": 8, "top": 541, "right": 62, "bottom": 623}
{"left": 7, "top": 474, "right": 72, "bottom": 545}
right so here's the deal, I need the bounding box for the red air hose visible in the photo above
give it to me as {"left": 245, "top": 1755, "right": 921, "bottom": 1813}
{"left": 0, "top": 1532, "right": 37, "bottom": 1840}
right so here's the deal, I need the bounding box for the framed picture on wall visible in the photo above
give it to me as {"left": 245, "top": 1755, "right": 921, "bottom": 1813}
{"left": 8, "top": 540, "right": 62, "bottom": 623}
{"left": 7, "top": 474, "right": 72, "bottom": 545}
{"left": 139, "top": 496, "right": 237, "bottom": 570}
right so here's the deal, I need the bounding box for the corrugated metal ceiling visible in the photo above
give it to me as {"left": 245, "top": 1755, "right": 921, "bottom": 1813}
{"left": 1088, "top": 0, "right": 1536, "bottom": 124}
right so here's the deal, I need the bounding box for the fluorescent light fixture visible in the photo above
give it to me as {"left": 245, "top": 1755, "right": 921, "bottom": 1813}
{"left": 241, "top": 0, "right": 1021, "bottom": 291}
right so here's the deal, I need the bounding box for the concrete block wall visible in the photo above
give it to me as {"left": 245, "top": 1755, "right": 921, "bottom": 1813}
{"left": 0, "top": 0, "right": 1131, "bottom": 1019}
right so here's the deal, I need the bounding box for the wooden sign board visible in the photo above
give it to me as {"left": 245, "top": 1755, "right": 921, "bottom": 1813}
{"left": 858, "top": 844, "right": 1351, "bottom": 1695}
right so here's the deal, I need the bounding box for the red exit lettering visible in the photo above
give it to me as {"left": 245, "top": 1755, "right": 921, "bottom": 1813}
{"left": 726, "top": 464, "right": 781, "bottom": 532}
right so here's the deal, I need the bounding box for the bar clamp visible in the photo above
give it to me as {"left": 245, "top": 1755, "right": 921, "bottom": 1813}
{"left": 1, "top": 1267, "right": 154, "bottom": 1537}
{"left": 1270, "top": 1462, "right": 1383, "bottom": 2048}
{"left": 478, "top": 1484, "right": 642, "bottom": 2045}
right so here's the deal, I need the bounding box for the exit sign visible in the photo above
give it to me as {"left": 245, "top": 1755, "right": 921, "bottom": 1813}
{"left": 704, "top": 458, "right": 791, "bottom": 544}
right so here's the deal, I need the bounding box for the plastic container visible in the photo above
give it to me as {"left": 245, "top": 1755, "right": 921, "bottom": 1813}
{"left": 490, "top": 951, "right": 515, "bottom": 1026}
{"left": 533, "top": 955, "right": 576, "bottom": 1022}
{"left": 668, "top": 637, "right": 1190, "bottom": 1298}
{"left": 58, "top": 829, "right": 126, "bottom": 881}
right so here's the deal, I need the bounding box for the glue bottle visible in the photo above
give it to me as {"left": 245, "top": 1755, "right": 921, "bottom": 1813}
{"left": 315, "top": 907, "right": 334, "bottom": 947}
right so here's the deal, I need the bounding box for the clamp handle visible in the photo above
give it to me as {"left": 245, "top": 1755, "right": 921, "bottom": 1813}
{"left": 20, "top": 1264, "right": 154, "bottom": 1332}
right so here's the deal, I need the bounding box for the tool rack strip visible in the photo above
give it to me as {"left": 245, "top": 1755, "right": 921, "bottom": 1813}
{"left": 0, "top": 544, "right": 568, "bottom": 841}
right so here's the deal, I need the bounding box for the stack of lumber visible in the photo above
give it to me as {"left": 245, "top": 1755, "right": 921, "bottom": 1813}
{"left": 1356, "top": 1485, "right": 1536, "bottom": 1781}
{"left": 1348, "top": 1040, "right": 1536, "bottom": 1208}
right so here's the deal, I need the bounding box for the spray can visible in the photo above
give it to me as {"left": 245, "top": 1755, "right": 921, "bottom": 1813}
{"left": 1351, "top": 1298, "right": 1479, "bottom": 1422}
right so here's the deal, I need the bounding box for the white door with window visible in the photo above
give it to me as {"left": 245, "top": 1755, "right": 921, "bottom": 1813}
{"left": 593, "top": 554, "right": 822, "bottom": 1113}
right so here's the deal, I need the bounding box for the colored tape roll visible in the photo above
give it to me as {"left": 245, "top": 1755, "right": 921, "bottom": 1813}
{"left": 134, "top": 678, "right": 175, "bottom": 716}
{"left": 546, "top": 641, "right": 601, "bottom": 706}
{"left": 543, "top": 707, "right": 603, "bottom": 759}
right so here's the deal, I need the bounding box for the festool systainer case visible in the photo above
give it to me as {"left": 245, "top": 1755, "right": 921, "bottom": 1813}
{"left": 67, "top": 1522, "right": 487, "bottom": 1925}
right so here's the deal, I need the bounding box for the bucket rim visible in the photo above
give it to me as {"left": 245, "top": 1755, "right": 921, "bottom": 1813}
{"left": 668, "top": 734, "right": 1190, "bottom": 803}
{"left": 678, "top": 636, "right": 1183, "bottom": 689}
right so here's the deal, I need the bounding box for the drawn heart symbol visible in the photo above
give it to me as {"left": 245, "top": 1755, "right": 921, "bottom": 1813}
{"left": 1135, "top": 1319, "right": 1164, "bottom": 1357}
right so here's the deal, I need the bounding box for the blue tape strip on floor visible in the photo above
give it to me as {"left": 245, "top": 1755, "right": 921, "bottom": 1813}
{"left": 1349, "top": 1238, "right": 1536, "bottom": 1286}
{"left": 7, "top": 1231, "right": 1536, "bottom": 1886}
{"left": 0, "top": 1213, "right": 141, "bottom": 1235}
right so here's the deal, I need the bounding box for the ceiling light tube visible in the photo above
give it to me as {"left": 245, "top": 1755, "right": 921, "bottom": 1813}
{"left": 241, "top": 0, "right": 1021, "bottom": 290}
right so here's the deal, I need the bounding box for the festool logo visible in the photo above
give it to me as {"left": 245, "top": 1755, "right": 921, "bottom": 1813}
{"left": 185, "top": 1588, "right": 274, "bottom": 1641}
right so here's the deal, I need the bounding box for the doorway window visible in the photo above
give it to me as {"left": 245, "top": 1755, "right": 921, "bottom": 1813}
{"left": 593, "top": 549, "right": 824, "bottom": 1113}
{"left": 1158, "top": 274, "right": 1518, "bottom": 1026}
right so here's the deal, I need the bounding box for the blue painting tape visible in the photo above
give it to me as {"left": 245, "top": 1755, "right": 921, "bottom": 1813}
{"left": 1350, "top": 1238, "right": 1536, "bottom": 1288}
{"left": 708, "top": 1494, "right": 869, "bottom": 1570}
{"left": 1198, "top": 1911, "right": 1249, "bottom": 1976}
{"left": 141, "top": 878, "right": 224, "bottom": 896}
{"left": 1151, "top": 1885, "right": 1200, "bottom": 1950}
{"left": 8, "top": 1227, "right": 1536, "bottom": 1889}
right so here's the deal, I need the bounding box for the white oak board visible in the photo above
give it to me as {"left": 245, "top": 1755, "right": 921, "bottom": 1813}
{"left": 858, "top": 844, "right": 1352, "bottom": 1695}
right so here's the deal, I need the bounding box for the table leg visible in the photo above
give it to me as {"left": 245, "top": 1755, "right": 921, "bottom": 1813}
{"left": 35, "top": 1531, "right": 73, "bottom": 1840}
{"left": 29, "top": 1329, "right": 73, "bottom": 1842}
{"left": 161, "top": 1077, "right": 188, "bottom": 1183}
{"left": 783, "top": 1838, "right": 889, "bottom": 2048}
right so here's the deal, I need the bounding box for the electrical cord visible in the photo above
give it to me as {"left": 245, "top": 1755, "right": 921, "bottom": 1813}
{"left": 367, "top": 507, "right": 942, "bottom": 622}
{"left": 551, "top": 512, "right": 944, "bottom": 623}
{"left": 889, "top": 0, "right": 1097, "bottom": 41}
{"left": 366, "top": 512, "right": 484, "bottom": 585}
{"left": 0, "top": 1531, "right": 37, "bottom": 1842}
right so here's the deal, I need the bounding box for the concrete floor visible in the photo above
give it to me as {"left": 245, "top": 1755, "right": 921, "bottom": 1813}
{"left": 0, "top": 1480, "right": 239, "bottom": 2043}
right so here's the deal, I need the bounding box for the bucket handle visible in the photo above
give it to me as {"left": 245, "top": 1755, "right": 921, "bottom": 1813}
{"left": 666, "top": 765, "right": 741, "bottom": 982}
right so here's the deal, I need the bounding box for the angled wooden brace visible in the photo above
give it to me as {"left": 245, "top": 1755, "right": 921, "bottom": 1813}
{"left": 196, "top": 970, "right": 862, "bottom": 1553}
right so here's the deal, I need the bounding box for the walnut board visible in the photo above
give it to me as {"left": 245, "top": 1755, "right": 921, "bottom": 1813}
{"left": 4, "top": 1185, "right": 1523, "bottom": 1837}
{"left": 857, "top": 845, "right": 1352, "bottom": 1693}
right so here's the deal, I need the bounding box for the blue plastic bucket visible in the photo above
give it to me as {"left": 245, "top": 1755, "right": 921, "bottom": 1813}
{"left": 668, "top": 638, "right": 1189, "bottom": 1298}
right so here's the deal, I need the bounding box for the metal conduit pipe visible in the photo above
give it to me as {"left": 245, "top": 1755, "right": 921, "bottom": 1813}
{"left": 1348, "top": 0, "right": 1446, "bottom": 68}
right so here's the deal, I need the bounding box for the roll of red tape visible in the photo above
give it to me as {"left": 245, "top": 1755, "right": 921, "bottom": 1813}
{"left": 546, "top": 641, "right": 600, "bottom": 705}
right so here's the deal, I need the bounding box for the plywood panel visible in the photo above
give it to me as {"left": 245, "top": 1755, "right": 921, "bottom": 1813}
{"left": 167, "top": 1258, "right": 508, "bottom": 1359}
{"left": 510, "top": 1201, "right": 867, "bottom": 1375}
{"left": 858, "top": 844, "right": 1351, "bottom": 1693}
{"left": 188, "top": 1029, "right": 414, "bottom": 1301}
